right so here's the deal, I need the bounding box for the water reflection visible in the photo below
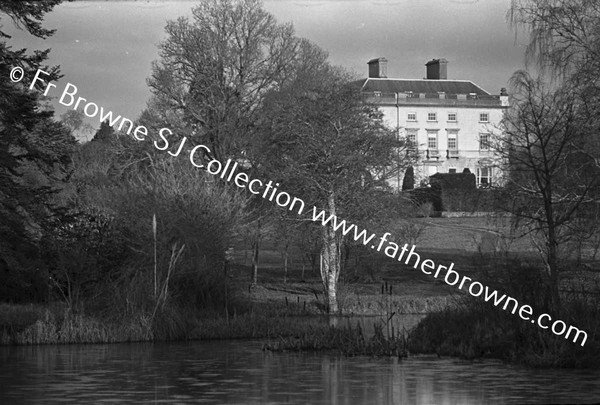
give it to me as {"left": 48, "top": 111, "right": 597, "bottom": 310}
{"left": 1, "top": 340, "right": 599, "bottom": 404}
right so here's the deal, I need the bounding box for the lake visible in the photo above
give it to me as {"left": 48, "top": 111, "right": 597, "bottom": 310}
{"left": 1, "top": 337, "right": 599, "bottom": 404}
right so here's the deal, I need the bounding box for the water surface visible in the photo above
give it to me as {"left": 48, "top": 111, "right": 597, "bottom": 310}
{"left": 1, "top": 339, "right": 599, "bottom": 404}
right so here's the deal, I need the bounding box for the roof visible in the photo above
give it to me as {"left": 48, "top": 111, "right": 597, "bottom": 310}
{"left": 358, "top": 78, "right": 491, "bottom": 96}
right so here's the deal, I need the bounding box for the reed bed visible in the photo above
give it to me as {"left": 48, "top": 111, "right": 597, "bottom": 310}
{"left": 264, "top": 320, "right": 409, "bottom": 357}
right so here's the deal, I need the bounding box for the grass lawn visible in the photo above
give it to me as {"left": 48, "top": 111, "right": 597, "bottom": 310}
{"left": 228, "top": 215, "right": 600, "bottom": 316}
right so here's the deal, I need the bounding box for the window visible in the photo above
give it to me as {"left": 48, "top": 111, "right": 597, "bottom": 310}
{"left": 479, "top": 133, "right": 490, "bottom": 150}
{"left": 427, "top": 112, "right": 437, "bottom": 121}
{"left": 406, "top": 129, "right": 418, "bottom": 147}
{"left": 407, "top": 112, "right": 417, "bottom": 121}
{"left": 449, "top": 168, "right": 457, "bottom": 174}
{"left": 477, "top": 167, "right": 492, "bottom": 186}
{"left": 447, "top": 112, "right": 457, "bottom": 122}
{"left": 374, "top": 91, "right": 382, "bottom": 97}
{"left": 447, "top": 131, "right": 458, "bottom": 149}
{"left": 427, "top": 131, "right": 438, "bottom": 149}
{"left": 479, "top": 112, "right": 489, "bottom": 122}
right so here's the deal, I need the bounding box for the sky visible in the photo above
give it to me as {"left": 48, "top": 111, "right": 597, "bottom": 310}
{"left": 2, "top": 0, "right": 529, "bottom": 139}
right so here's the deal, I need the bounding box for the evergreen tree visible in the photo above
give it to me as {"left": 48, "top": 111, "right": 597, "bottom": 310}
{"left": 402, "top": 166, "right": 415, "bottom": 191}
{"left": 92, "top": 120, "right": 116, "bottom": 143}
{"left": 0, "top": 1, "right": 76, "bottom": 302}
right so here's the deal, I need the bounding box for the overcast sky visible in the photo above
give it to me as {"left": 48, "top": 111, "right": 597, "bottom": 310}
{"left": 3, "top": 0, "right": 528, "bottom": 138}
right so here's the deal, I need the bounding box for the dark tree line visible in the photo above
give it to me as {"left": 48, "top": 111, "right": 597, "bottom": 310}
{"left": 0, "top": 1, "right": 76, "bottom": 302}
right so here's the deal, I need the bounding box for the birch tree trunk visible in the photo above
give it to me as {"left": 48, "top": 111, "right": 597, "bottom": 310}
{"left": 320, "top": 191, "right": 341, "bottom": 314}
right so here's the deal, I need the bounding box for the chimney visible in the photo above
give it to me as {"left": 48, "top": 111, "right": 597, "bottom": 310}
{"left": 425, "top": 58, "right": 448, "bottom": 80}
{"left": 500, "top": 87, "right": 509, "bottom": 107}
{"left": 368, "top": 57, "right": 388, "bottom": 78}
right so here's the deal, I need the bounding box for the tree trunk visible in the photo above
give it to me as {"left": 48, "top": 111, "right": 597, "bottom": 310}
{"left": 544, "top": 183, "right": 560, "bottom": 313}
{"left": 320, "top": 191, "right": 341, "bottom": 314}
{"left": 251, "top": 220, "right": 261, "bottom": 285}
{"left": 546, "top": 226, "right": 560, "bottom": 313}
{"left": 283, "top": 240, "right": 289, "bottom": 284}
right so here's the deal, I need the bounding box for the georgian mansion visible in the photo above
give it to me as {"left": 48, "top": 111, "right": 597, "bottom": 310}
{"left": 358, "top": 57, "right": 509, "bottom": 190}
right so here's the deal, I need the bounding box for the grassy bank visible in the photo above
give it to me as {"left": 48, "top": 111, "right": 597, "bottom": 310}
{"left": 0, "top": 303, "right": 151, "bottom": 344}
{"left": 0, "top": 303, "right": 329, "bottom": 345}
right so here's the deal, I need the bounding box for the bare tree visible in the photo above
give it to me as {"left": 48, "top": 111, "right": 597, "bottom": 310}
{"left": 496, "top": 70, "right": 600, "bottom": 311}
{"left": 509, "top": 0, "right": 600, "bottom": 78}
{"left": 255, "top": 66, "right": 409, "bottom": 313}
{"left": 509, "top": 0, "right": 600, "bottom": 160}
{"left": 147, "top": 0, "right": 301, "bottom": 161}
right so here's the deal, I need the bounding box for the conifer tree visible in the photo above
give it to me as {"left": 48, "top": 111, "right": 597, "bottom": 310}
{"left": 0, "top": 1, "right": 76, "bottom": 302}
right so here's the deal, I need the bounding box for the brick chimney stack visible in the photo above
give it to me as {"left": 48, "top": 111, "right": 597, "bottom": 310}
{"left": 425, "top": 58, "right": 448, "bottom": 80}
{"left": 368, "top": 57, "right": 388, "bottom": 78}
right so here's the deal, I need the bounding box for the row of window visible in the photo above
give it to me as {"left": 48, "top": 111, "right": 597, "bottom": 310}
{"left": 407, "top": 112, "right": 489, "bottom": 123}
{"left": 406, "top": 130, "right": 490, "bottom": 150}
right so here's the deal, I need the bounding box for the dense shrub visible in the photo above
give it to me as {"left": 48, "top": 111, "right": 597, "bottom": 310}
{"left": 405, "top": 185, "right": 443, "bottom": 213}
{"left": 101, "top": 156, "right": 248, "bottom": 313}
{"left": 408, "top": 259, "right": 600, "bottom": 367}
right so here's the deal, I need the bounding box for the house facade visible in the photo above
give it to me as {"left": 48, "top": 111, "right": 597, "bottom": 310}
{"left": 359, "top": 57, "right": 509, "bottom": 190}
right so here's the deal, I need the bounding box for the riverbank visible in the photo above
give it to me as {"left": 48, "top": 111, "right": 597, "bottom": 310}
{"left": 0, "top": 270, "right": 453, "bottom": 346}
{"left": 4, "top": 215, "right": 600, "bottom": 370}
{"left": 0, "top": 216, "right": 521, "bottom": 346}
{"left": 0, "top": 302, "right": 334, "bottom": 345}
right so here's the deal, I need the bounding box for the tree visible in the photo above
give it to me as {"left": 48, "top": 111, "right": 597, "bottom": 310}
{"left": 92, "top": 120, "right": 117, "bottom": 143}
{"left": 142, "top": 0, "right": 329, "bottom": 287}
{"left": 402, "top": 166, "right": 414, "bottom": 191}
{"left": 0, "top": 1, "right": 62, "bottom": 39}
{"left": 509, "top": 0, "right": 600, "bottom": 79}
{"left": 496, "top": 71, "right": 600, "bottom": 312}
{"left": 508, "top": 2, "right": 600, "bottom": 309}
{"left": 147, "top": 0, "right": 300, "bottom": 162}
{"left": 509, "top": 0, "right": 600, "bottom": 160}
{"left": 256, "top": 66, "right": 408, "bottom": 313}
{"left": 0, "top": 1, "right": 77, "bottom": 302}
{"left": 60, "top": 110, "right": 95, "bottom": 141}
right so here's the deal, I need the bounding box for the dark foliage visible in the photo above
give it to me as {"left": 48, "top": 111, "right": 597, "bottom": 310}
{"left": 0, "top": 0, "right": 76, "bottom": 302}
{"left": 92, "top": 120, "right": 117, "bottom": 143}
{"left": 401, "top": 166, "right": 414, "bottom": 191}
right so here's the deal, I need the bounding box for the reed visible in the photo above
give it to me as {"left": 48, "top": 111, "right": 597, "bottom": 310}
{"left": 264, "top": 319, "right": 409, "bottom": 357}
{"left": 0, "top": 304, "right": 155, "bottom": 345}
{"left": 188, "top": 310, "right": 327, "bottom": 340}
{"left": 0, "top": 303, "right": 328, "bottom": 344}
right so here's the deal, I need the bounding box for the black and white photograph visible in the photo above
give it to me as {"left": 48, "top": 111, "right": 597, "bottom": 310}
{"left": 1, "top": 0, "right": 600, "bottom": 403}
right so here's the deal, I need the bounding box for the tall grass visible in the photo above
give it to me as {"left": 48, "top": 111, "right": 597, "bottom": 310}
{"left": 0, "top": 303, "right": 153, "bottom": 344}
{"left": 265, "top": 319, "right": 408, "bottom": 357}
{"left": 0, "top": 302, "right": 333, "bottom": 345}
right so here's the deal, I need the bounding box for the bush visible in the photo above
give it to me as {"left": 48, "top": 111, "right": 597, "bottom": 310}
{"left": 408, "top": 294, "right": 600, "bottom": 367}
{"left": 408, "top": 259, "right": 600, "bottom": 367}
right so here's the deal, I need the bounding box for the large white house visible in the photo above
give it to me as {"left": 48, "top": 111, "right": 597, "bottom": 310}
{"left": 358, "top": 57, "right": 509, "bottom": 190}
